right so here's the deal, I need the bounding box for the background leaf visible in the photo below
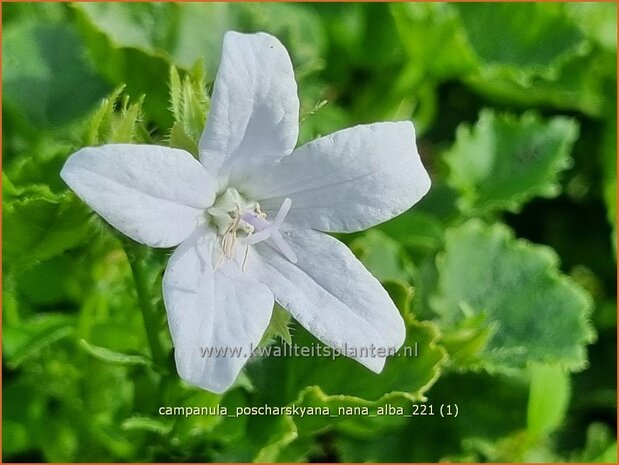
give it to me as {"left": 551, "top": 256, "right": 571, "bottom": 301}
{"left": 432, "top": 220, "right": 596, "bottom": 373}
{"left": 445, "top": 110, "right": 579, "bottom": 214}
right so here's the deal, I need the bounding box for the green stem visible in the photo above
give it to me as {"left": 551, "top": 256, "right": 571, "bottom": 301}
{"left": 123, "top": 240, "right": 167, "bottom": 370}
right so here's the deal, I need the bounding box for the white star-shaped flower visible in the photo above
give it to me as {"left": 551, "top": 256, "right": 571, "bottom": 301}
{"left": 61, "top": 31, "right": 431, "bottom": 393}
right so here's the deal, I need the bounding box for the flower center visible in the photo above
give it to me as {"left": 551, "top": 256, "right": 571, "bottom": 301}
{"left": 207, "top": 187, "right": 297, "bottom": 266}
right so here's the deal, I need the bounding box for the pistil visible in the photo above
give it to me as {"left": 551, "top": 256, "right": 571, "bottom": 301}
{"left": 208, "top": 188, "right": 297, "bottom": 266}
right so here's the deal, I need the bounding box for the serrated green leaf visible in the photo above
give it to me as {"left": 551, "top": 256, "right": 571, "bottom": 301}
{"left": 248, "top": 318, "right": 446, "bottom": 404}
{"left": 3, "top": 189, "right": 93, "bottom": 268}
{"left": 527, "top": 363, "right": 570, "bottom": 437}
{"left": 452, "top": 3, "right": 613, "bottom": 117}
{"left": 467, "top": 50, "right": 612, "bottom": 118}
{"left": 288, "top": 386, "right": 418, "bottom": 439}
{"left": 445, "top": 110, "right": 579, "bottom": 214}
{"left": 78, "top": 339, "right": 152, "bottom": 367}
{"left": 432, "top": 220, "right": 596, "bottom": 373}
{"left": 383, "top": 280, "right": 414, "bottom": 319}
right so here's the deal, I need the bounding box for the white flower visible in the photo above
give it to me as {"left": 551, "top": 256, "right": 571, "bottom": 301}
{"left": 61, "top": 31, "right": 431, "bottom": 393}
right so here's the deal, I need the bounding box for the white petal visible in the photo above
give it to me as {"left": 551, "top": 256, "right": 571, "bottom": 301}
{"left": 162, "top": 227, "right": 274, "bottom": 393}
{"left": 199, "top": 31, "right": 299, "bottom": 183}
{"left": 61, "top": 144, "right": 215, "bottom": 247}
{"left": 246, "top": 228, "right": 405, "bottom": 373}
{"left": 243, "top": 122, "right": 431, "bottom": 233}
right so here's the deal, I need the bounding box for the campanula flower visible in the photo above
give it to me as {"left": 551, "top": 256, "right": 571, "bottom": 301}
{"left": 61, "top": 31, "right": 431, "bottom": 393}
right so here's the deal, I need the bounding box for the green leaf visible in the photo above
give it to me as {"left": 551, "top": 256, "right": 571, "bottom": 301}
{"left": 466, "top": 50, "right": 613, "bottom": 118}
{"left": 248, "top": 318, "right": 446, "bottom": 404}
{"left": 261, "top": 305, "right": 293, "bottom": 346}
{"left": 254, "top": 416, "right": 299, "bottom": 462}
{"left": 391, "top": 3, "right": 477, "bottom": 79}
{"left": 527, "top": 363, "right": 570, "bottom": 437}
{"left": 455, "top": 3, "right": 586, "bottom": 76}
{"left": 78, "top": 339, "right": 152, "bottom": 367}
{"left": 432, "top": 220, "right": 596, "bottom": 373}
{"left": 86, "top": 88, "right": 149, "bottom": 145}
{"left": 349, "top": 229, "right": 414, "bottom": 282}
{"left": 452, "top": 4, "right": 613, "bottom": 117}
{"left": 76, "top": 3, "right": 241, "bottom": 75}
{"left": 382, "top": 280, "right": 415, "bottom": 320}
{"left": 121, "top": 416, "right": 172, "bottom": 435}
{"left": 378, "top": 210, "right": 445, "bottom": 259}
{"left": 3, "top": 15, "right": 110, "bottom": 127}
{"left": 207, "top": 398, "right": 298, "bottom": 463}
{"left": 169, "top": 65, "right": 183, "bottom": 121}
{"left": 73, "top": 7, "right": 176, "bottom": 128}
{"left": 445, "top": 110, "right": 579, "bottom": 214}
{"left": 167, "top": 62, "right": 210, "bottom": 154}
{"left": 3, "top": 314, "right": 75, "bottom": 369}
{"left": 3, "top": 187, "right": 94, "bottom": 267}
{"left": 337, "top": 371, "right": 530, "bottom": 462}
{"left": 272, "top": 386, "right": 422, "bottom": 456}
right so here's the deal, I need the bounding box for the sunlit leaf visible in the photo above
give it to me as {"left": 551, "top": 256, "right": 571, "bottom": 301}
{"left": 445, "top": 110, "right": 579, "bottom": 214}
{"left": 432, "top": 220, "right": 596, "bottom": 373}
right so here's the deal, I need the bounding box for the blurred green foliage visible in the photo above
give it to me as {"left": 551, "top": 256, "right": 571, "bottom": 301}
{"left": 2, "top": 2, "right": 616, "bottom": 462}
